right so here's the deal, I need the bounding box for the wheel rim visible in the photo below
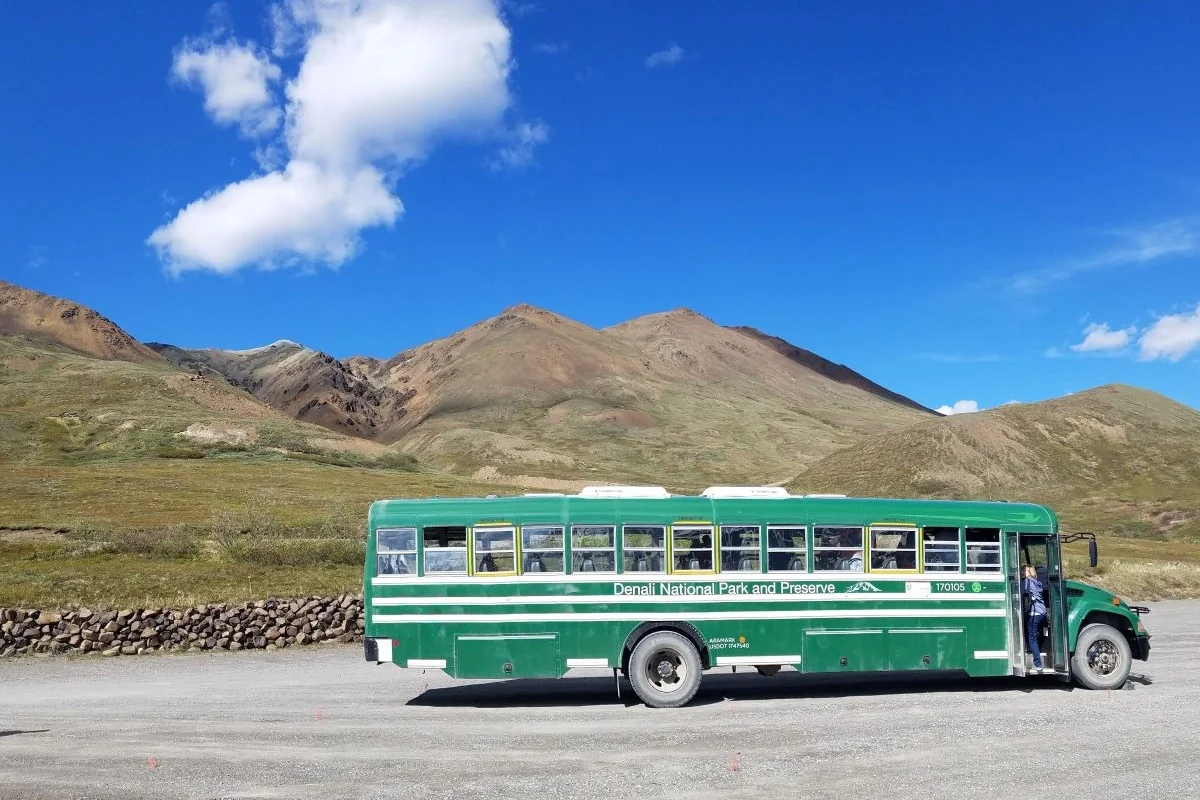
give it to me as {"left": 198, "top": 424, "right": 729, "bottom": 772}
{"left": 645, "top": 648, "right": 688, "bottom": 693}
{"left": 1086, "top": 638, "right": 1122, "bottom": 677}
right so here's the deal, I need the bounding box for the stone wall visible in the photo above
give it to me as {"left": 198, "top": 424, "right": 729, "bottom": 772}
{"left": 0, "top": 595, "right": 364, "bottom": 657}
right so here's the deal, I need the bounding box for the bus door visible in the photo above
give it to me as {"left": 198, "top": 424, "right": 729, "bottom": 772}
{"left": 1018, "top": 533, "right": 1069, "bottom": 674}
{"left": 1003, "top": 533, "right": 1026, "bottom": 676}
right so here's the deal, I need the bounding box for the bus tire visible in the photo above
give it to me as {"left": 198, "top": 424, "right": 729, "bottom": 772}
{"left": 1071, "top": 623, "right": 1131, "bottom": 690}
{"left": 627, "top": 630, "right": 702, "bottom": 708}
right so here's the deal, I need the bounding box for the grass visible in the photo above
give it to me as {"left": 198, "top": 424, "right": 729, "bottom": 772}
{"left": 5, "top": 338, "right": 1200, "bottom": 607}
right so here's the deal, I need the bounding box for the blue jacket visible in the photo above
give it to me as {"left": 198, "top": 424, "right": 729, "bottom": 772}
{"left": 1023, "top": 576, "right": 1047, "bottom": 617}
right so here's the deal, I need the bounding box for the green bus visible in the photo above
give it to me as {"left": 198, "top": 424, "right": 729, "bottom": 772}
{"left": 362, "top": 485, "right": 1150, "bottom": 708}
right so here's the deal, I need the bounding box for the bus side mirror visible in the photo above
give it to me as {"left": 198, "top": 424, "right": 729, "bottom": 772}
{"left": 1089, "top": 540, "right": 1098, "bottom": 568}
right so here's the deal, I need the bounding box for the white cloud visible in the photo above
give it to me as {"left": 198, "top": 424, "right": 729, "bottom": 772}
{"left": 1070, "top": 322, "right": 1135, "bottom": 353}
{"left": 490, "top": 119, "right": 549, "bottom": 170}
{"left": 1138, "top": 304, "right": 1200, "bottom": 362}
{"left": 148, "top": 161, "right": 400, "bottom": 274}
{"left": 646, "top": 44, "right": 685, "bottom": 68}
{"left": 151, "top": 0, "right": 519, "bottom": 275}
{"left": 533, "top": 42, "right": 567, "bottom": 55}
{"left": 936, "top": 400, "right": 979, "bottom": 416}
{"left": 1008, "top": 218, "right": 1200, "bottom": 294}
{"left": 172, "top": 40, "right": 282, "bottom": 137}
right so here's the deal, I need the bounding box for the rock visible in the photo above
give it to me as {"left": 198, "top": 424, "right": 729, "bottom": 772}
{"left": 104, "top": 621, "right": 118, "bottom": 633}
{"left": 230, "top": 641, "right": 242, "bottom": 651}
{"left": 120, "top": 645, "right": 137, "bottom": 655}
{"left": 76, "top": 608, "right": 94, "bottom": 621}
{"left": 337, "top": 632, "right": 355, "bottom": 644}
{"left": 296, "top": 632, "right": 310, "bottom": 645}
{"left": 139, "top": 627, "right": 157, "bottom": 639}
{"left": 98, "top": 631, "right": 115, "bottom": 645}
{"left": 37, "top": 611, "right": 62, "bottom": 626}
{"left": 102, "top": 647, "right": 121, "bottom": 657}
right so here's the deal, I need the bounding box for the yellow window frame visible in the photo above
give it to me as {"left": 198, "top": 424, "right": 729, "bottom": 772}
{"left": 469, "top": 523, "right": 518, "bottom": 577}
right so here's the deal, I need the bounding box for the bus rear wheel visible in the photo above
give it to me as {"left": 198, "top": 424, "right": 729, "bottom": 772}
{"left": 627, "top": 631, "right": 702, "bottom": 708}
{"left": 1071, "top": 623, "right": 1131, "bottom": 690}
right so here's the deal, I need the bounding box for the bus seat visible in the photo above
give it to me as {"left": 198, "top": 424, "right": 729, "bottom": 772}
{"left": 634, "top": 557, "right": 648, "bottom": 571}
{"left": 738, "top": 556, "right": 753, "bottom": 571}
{"left": 651, "top": 554, "right": 663, "bottom": 571}
{"left": 787, "top": 555, "right": 804, "bottom": 571}
{"left": 525, "top": 555, "right": 543, "bottom": 573}
{"left": 580, "top": 557, "right": 595, "bottom": 572}
{"left": 688, "top": 556, "right": 700, "bottom": 570}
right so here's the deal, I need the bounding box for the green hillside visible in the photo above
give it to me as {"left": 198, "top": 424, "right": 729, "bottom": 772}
{"left": 0, "top": 335, "right": 508, "bottom": 608}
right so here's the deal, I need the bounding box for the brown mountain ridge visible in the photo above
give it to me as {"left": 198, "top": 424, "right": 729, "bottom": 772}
{"left": 0, "top": 280, "right": 162, "bottom": 363}
{"left": 153, "top": 302, "right": 937, "bottom": 486}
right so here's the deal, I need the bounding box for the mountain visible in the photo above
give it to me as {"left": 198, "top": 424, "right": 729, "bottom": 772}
{"left": 0, "top": 280, "right": 162, "bottom": 363}
{"left": 149, "top": 340, "right": 413, "bottom": 442}
{"left": 169, "top": 303, "right": 935, "bottom": 487}
{"left": 729, "top": 325, "right": 932, "bottom": 413}
{"left": 786, "top": 384, "right": 1200, "bottom": 538}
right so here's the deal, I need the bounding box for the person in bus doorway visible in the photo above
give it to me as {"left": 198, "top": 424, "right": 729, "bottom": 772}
{"left": 1022, "top": 564, "right": 1048, "bottom": 673}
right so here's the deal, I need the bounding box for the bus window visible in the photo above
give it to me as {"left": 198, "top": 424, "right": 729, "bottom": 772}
{"left": 423, "top": 526, "right": 467, "bottom": 573}
{"left": 766, "top": 526, "right": 807, "bottom": 572}
{"left": 870, "top": 527, "right": 917, "bottom": 571}
{"left": 922, "top": 527, "right": 960, "bottom": 572}
{"left": 376, "top": 527, "right": 416, "bottom": 576}
{"left": 623, "top": 525, "right": 666, "bottom": 573}
{"left": 472, "top": 527, "right": 515, "bottom": 575}
{"left": 812, "top": 526, "right": 864, "bottom": 571}
{"left": 672, "top": 526, "right": 714, "bottom": 571}
{"left": 570, "top": 525, "right": 616, "bottom": 573}
{"left": 521, "top": 525, "right": 565, "bottom": 574}
{"left": 720, "top": 525, "right": 761, "bottom": 572}
{"left": 965, "top": 528, "right": 1001, "bottom": 572}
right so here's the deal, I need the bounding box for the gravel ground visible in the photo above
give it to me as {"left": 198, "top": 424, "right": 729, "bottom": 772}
{"left": 1, "top": 601, "right": 1194, "bottom": 800}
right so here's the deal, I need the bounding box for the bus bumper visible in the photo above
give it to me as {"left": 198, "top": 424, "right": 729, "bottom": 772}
{"left": 1133, "top": 634, "right": 1151, "bottom": 661}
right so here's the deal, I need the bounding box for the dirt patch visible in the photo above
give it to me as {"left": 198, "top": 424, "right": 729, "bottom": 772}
{"left": 307, "top": 437, "right": 389, "bottom": 456}
{"left": 0, "top": 355, "right": 40, "bottom": 372}
{"left": 165, "top": 374, "right": 275, "bottom": 419}
{"left": 583, "top": 409, "right": 655, "bottom": 428}
{"left": 179, "top": 423, "right": 256, "bottom": 446}
{"left": 0, "top": 527, "right": 66, "bottom": 544}
{"left": 471, "top": 466, "right": 585, "bottom": 492}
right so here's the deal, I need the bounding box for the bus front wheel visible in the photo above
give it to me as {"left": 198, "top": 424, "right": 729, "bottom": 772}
{"left": 627, "top": 631, "right": 702, "bottom": 708}
{"left": 1071, "top": 623, "right": 1132, "bottom": 690}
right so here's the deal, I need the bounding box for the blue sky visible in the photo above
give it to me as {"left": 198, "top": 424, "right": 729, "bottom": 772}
{"left": 2, "top": 0, "right": 1199, "bottom": 414}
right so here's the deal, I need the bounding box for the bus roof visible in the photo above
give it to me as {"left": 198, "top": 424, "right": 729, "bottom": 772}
{"left": 368, "top": 486, "right": 1057, "bottom": 531}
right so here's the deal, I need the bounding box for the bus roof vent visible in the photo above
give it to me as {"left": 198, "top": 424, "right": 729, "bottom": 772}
{"left": 699, "top": 486, "right": 791, "bottom": 499}
{"left": 803, "top": 493, "right": 848, "bottom": 498}
{"left": 578, "top": 485, "right": 670, "bottom": 499}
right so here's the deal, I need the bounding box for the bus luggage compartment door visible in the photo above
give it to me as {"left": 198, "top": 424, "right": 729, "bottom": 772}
{"left": 803, "top": 629, "right": 887, "bottom": 673}
{"left": 453, "top": 633, "right": 561, "bottom": 679}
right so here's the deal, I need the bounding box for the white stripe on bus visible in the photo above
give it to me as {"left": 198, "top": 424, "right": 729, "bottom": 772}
{"left": 972, "top": 650, "right": 1010, "bottom": 660}
{"left": 372, "top": 573, "right": 1005, "bottom": 586}
{"left": 566, "top": 658, "right": 610, "bottom": 668}
{"left": 370, "top": 593, "right": 1005, "bottom": 607}
{"left": 406, "top": 659, "right": 447, "bottom": 668}
{"left": 371, "top": 608, "right": 1007, "bottom": 624}
{"left": 455, "top": 634, "right": 557, "bottom": 642}
{"left": 716, "top": 655, "right": 803, "bottom": 666}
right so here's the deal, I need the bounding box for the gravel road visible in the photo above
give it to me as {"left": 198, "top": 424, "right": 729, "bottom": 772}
{"left": 1, "top": 601, "right": 1194, "bottom": 800}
